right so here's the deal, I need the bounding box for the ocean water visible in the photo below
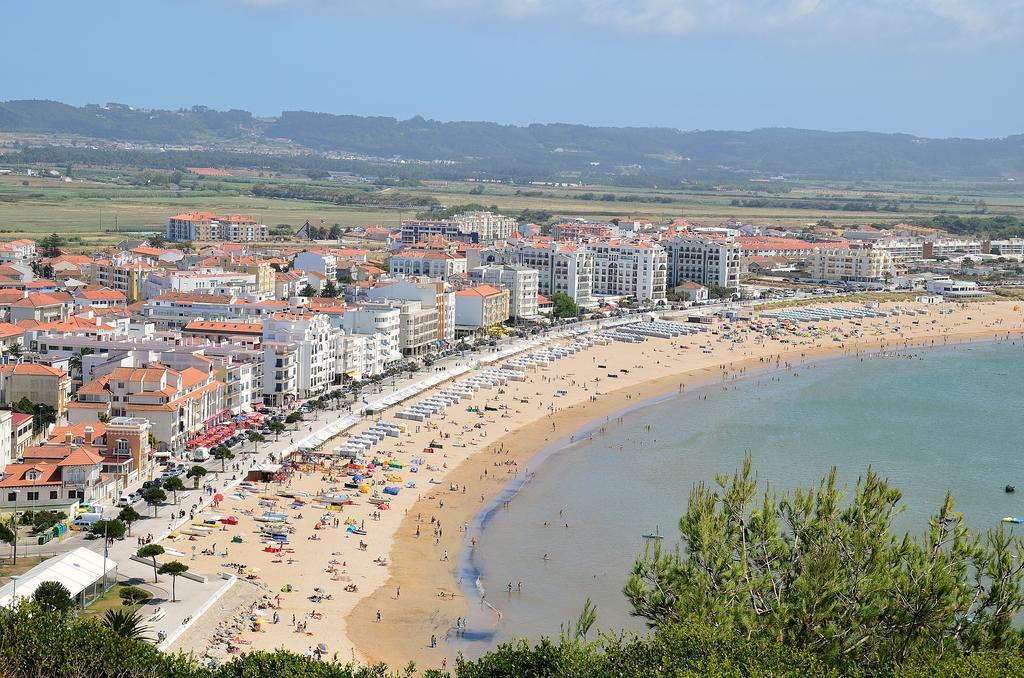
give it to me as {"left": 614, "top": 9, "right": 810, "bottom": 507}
{"left": 452, "top": 340, "right": 1024, "bottom": 656}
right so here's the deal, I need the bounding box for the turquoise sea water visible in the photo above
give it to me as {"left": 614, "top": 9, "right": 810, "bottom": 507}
{"left": 452, "top": 340, "right": 1024, "bottom": 656}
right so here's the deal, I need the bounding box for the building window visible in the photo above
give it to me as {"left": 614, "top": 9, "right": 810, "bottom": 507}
{"left": 49, "top": 491, "right": 58, "bottom": 500}
{"left": 6, "top": 493, "right": 14, "bottom": 502}
{"left": 116, "top": 438, "right": 130, "bottom": 453}
{"left": 27, "top": 492, "right": 39, "bottom": 501}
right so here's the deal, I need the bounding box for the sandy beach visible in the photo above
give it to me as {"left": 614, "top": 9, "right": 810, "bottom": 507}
{"left": 169, "top": 300, "right": 1024, "bottom": 669}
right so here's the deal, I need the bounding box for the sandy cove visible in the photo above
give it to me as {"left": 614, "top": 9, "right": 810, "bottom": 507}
{"left": 171, "top": 300, "right": 1024, "bottom": 669}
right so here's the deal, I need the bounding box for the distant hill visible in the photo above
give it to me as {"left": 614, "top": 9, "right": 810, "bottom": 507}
{"left": 2, "top": 99, "right": 1023, "bottom": 182}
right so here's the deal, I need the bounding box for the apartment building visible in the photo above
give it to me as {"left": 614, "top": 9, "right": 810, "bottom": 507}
{"left": 261, "top": 313, "right": 337, "bottom": 399}
{"left": 0, "top": 363, "right": 71, "bottom": 418}
{"left": 585, "top": 240, "right": 667, "bottom": 302}
{"left": 9, "top": 293, "right": 72, "bottom": 324}
{"left": 990, "top": 239, "right": 1024, "bottom": 256}
{"left": 552, "top": 222, "right": 614, "bottom": 241}
{"left": 735, "top": 236, "right": 824, "bottom": 259}
{"left": 0, "top": 239, "right": 37, "bottom": 265}
{"left": 205, "top": 344, "right": 264, "bottom": 410}
{"left": 400, "top": 219, "right": 469, "bottom": 245}
{"left": 0, "top": 410, "right": 11, "bottom": 470}
{"left": 482, "top": 240, "right": 595, "bottom": 308}
{"left": 91, "top": 257, "right": 154, "bottom": 303}
{"left": 44, "top": 417, "right": 154, "bottom": 492}
{"left": 144, "top": 270, "right": 258, "bottom": 300}
{"left": 663, "top": 235, "right": 741, "bottom": 290}
{"left": 10, "top": 412, "right": 34, "bottom": 460}
{"left": 73, "top": 288, "right": 127, "bottom": 312}
{"left": 923, "top": 239, "right": 983, "bottom": 258}
{"left": 455, "top": 212, "right": 517, "bottom": 242}
{"left": 166, "top": 212, "right": 268, "bottom": 242}
{"left": 205, "top": 256, "right": 274, "bottom": 297}
{"left": 400, "top": 211, "right": 516, "bottom": 245}
{"left": 274, "top": 271, "right": 308, "bottom": 299}
{"left": 293, "top": 250, "right": 338, "bottom": 281}
{"left": 393, "top": 302, "right": 438, "bottom": 357}
{"left": 389, "top": 252, "right": 468, "bottom": 279}
{"left": 262, "top": 342, "right": 299, "bottom": 407}
{"left": 71, "top": 365, "right": 226, "bottom": 453}
{"left": 873, "top": 238, "right": 925, "bottom": 261}
{"left": 140, "top": 292, "right": 239, "bottom": 330}
{"left": 454, "top": 285, "right": 510, "bottom": 334}
{"left": 182, "top": 320, "right": 263, "bottom": 348}
{"left": 340, "top": 304, "right": 402, "bottom": 369}
{"left": 809, "top": 246, "right": 895, "bottom": 284}
{"left": 211, "top": 356, "right": 255, "bottom": 414}
{"left": 364, "top": 279, "right": 456, "bottom": 345}
{"left": 469, "top": 265, "right": 539, "bottom": 319}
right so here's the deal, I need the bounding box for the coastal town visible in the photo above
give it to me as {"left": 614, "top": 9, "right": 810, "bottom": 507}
{"left": 0, "top": 205, "right": 1018, "bottom": 667}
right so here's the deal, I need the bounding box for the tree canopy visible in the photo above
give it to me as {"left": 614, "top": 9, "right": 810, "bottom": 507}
{"left": 625, "top": 457, "right": 1024, "bottom": 670}
{"left": 549, "top": 292, "right": 579, "bottom": 319}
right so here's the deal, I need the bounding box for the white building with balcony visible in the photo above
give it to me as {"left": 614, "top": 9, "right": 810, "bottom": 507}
{"left": 470, "top": 265, "right": 539, "bottom": 319}
{"left": 663, "top": 235, "right": 741, "bottom": 290}
{"left": 584, "top": 240, "right": 667, "bottom": 302}
{"left": 262, "top": 313, "right": 337, "bottom": 399}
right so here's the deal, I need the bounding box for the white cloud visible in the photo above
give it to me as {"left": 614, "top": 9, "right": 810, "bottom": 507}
{"left": 233, "top": 0, "right": 1024, "bottom": 43}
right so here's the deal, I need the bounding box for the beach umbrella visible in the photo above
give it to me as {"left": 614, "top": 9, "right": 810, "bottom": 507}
{"left": 214, "top": 493, "right": 224, "bottom": 502}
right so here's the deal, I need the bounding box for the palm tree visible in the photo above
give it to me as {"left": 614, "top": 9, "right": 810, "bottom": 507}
{"left": 103, "top": 608, "right": 151, "bottom": 642}
{"left": 68, "top": 347, "right": 94, "bottom": 382}
{"left": 6, "top": 343, "right": 23, "bottom": 362}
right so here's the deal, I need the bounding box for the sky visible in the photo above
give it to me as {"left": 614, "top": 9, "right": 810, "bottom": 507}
{"left": 5, "top": 0, "right": 1024, "bottom": 138}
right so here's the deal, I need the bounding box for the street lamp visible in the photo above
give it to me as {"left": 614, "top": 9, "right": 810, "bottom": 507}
{"left": 10, "top": 575, "right": 19, "bottom": 605}
{"left": 9, "top": 489, "right": 18, "bottom": 566}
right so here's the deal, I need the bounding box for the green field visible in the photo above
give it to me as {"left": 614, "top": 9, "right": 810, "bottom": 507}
{"left": 1, "top": 171, "right": 1023, "bottom": 248}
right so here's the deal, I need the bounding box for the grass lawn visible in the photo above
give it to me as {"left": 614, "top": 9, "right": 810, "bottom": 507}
{"left": 0, "top": 555, "right": 50, "bottom": 586}
{"left": 81, "top": 583, "right": 146, "bottom": 618}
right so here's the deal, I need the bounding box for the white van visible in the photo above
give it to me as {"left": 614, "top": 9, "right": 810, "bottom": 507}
{"left": 117, "top": 492, "right": 135, "bottom": 507}
{"left": 192, "top": 446, "right": 210, "bottom": 462}
{"left": 71, "top": 513, "right": 103, "bottom": 530}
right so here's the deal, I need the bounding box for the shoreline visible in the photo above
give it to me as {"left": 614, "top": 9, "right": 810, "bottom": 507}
{"left": 346, "top": 301, "right": 1024, "bottom": 670}
{"left": 454, "top": 334, "right": 1015, "bottom": 648}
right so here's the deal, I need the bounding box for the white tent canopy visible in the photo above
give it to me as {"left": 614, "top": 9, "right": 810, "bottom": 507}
{"left": 0, "top": 547, "right": 116, "bottom": 607}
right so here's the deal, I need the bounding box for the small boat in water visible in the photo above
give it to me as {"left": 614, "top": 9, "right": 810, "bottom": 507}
{"left": 1002, "top": 517, "right": 1024, "bottom": 524}
{"left": 642, "top": 526, "right": 664, "bottom": 540}
{"left": 1007, "top": 485, "right": 1016, "bottom": 493}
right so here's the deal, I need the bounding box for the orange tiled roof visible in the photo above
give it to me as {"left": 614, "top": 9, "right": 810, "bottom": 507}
{"left": 0, "top": 463, "right": 62, "bottom": 488}
{"left": 183, "top": 320, "right": 263, "bottom": 334}
{"left": 0, "top": 322, "right": 23, "bottom": 339}
{"left": 0, "top": 363, "right": 67, "bottom": 378}
{"left": 455, "top": 285, "right": 503, "bottom": 298}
